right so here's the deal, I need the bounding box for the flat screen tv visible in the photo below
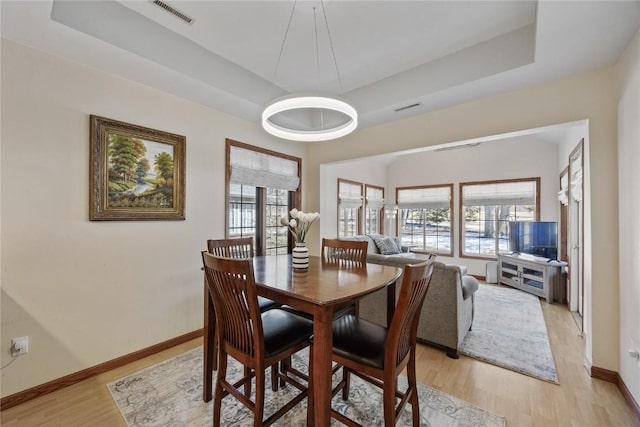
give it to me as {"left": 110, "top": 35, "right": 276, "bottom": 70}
{"left": 508, "top": 221, "right": 558, "bottom": 260}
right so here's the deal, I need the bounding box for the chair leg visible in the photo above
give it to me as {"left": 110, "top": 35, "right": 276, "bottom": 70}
{"left": 446, "top": 347, "right": 459, "bottom": 359}
{"left": 382, "top": 376, "right": 397, "bottom": 427}
{"left": 254, "top": 367, "right": 266, "bottom": 427}
{"left": 213, "top": 353, "right": 228, "bottom": 427}
{"left": 407, "top": 356, "right": 420, "bottom": 427}
{"left": 306, "top": 345, "right": 314, "bottom": 427}
{"left": 271, "top": 364, "right": 279, "bottom": 392}
{"left": 341, "top": 366, "right": 351, "bottom": 401}
{"left": 244, "top": 366, "right": 252, "bottom": 396}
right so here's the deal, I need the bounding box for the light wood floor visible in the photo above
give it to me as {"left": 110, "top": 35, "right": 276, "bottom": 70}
{"left": 2, "top": 293, "right": 638, "bottom": 426}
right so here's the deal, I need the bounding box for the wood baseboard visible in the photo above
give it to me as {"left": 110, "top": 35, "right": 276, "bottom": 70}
{"left": 591, "top": 366, "right": 640, "bottom": 421}
{"left": 590, "top": 366, "right": 618, "bottom": 383}
{"left": 0, "top": 329, "right": 203, "bottom": 411}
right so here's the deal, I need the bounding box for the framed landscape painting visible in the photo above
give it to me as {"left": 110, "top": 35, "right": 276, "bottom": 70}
{"left": 90, "top": 115, "right": 186, "bottom": 221}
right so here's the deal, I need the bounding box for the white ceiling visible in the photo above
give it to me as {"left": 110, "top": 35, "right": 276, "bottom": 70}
{"left": 2, "top": 0, "right": 639, "bottom": 138}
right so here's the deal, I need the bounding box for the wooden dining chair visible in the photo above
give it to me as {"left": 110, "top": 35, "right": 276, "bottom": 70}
{"left": 207, "top": 237, "right": 281, "bottom": 312}
{"left": 322, "top": 259, "right": 435, "bottom": 427}
{"left": 321, "top": 238, "right": 368, "bottom": 265}
{"left": 202, "top": 252, "right": 313, "bottom": 427}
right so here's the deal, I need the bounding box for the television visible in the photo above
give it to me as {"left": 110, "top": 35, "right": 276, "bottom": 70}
{"left": 508, "top": 221, "right": 558, "bottom": 260}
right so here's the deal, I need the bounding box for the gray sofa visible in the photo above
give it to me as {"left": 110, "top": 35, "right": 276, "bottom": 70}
{"left": 348, "top": 235, "right": 479, "bottom": 358}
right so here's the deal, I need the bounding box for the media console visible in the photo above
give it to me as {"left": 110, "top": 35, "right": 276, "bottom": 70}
{"left": 497, "top": 253, "right": 567, "bottom": 303}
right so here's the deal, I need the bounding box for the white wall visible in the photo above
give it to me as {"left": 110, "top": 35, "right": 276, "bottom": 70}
{"left": 0, "top": 40, "right": 305, "bottom": 397}
{"left": 319, "top": 159, "right": 388, "bottom": 241}
{"left": 321, "top": 135, "right": 564, "bottom": 276}
{"left": 383, "top": 136, "right": 560, "bottom": 276}
{"left": 305, "top": 67, "right": 619, "bottom": 373}
{"left": 615, "top": 28, "right": 640, "bottom": 405}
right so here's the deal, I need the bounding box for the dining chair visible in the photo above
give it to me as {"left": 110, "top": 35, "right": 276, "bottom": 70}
{"left": 207, "top": 237, "right": 281, "bottom": 312}
{"left": 321, "top": 238, "right": 368, "bottom": 265}
{"left": 206, "top": 237, "right": 281, "bottom": 393}
{"left": 202, "top": 252, "right": 313, "bottom": 427}
{"left": 280, "top": 238, "right": 369, "bottom": 383}
{"left": 321, "top": 259, "right": 435, "bottom": 427}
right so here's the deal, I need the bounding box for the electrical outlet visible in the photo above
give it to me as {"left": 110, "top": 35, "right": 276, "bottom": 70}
{"left": 11, "top": 336, "right": 29, "bottom": 356}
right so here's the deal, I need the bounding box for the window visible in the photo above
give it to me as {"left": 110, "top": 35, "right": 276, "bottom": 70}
{"left": 460, "top": 178, "right": 540, "bottom": 259}
{"left": 364, "top": 185, "right": 384, "bottom": 235}
{"left": 338, "top": 179, "right": 363, "bottom": 238}
{"left": 228, "top": 183, "right": 256, "bottom": 239}
{"left": 397, "top": 184, "right": 453, "bottom": 255}
{"left": 264, "top": 188, "right": 290, "bottom": 255}
{"left": 226, "top": 140, "right": 301, "bottom": 255}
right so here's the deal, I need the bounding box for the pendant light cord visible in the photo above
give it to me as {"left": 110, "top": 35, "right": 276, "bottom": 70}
{"left": 313, "top": 7, "right": 325, "bottom": 130}
{"left": 268, "top": 1, "right": 297, "bottom": 92}
{"left": 321, "top": 0, "right": 345, "bottom": 95}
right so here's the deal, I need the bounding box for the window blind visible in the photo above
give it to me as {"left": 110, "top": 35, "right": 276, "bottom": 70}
{"left": 463, "top": 181, "right": 536, "bottom": 206}
{"left": 365, "top": 186, "right": 384, "bottom": 210}
{"left": 229, "top": 145, "right": 299, "bottom": 191}
{"left": 397, "top": 186, "right": 450, "bottom": 209}
{"left": 339, "top": 181, "right": 363, "bottom": 209}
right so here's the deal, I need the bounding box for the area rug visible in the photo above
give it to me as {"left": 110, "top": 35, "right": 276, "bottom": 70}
{"left": 459, "top": 284, "right": 559, "bottom": 384}
{"left": 108, "top": 347, "right": 506, "bottom": 426}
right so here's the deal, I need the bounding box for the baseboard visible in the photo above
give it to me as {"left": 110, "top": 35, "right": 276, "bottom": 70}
{"left": 590, "top": 366, "right": 618, "bottom": 383}
{"left": 591, "top": 366, "right": 640, "bottom": 421}
{"left": 0, "top": 329, "right": 203, "bottom": 411}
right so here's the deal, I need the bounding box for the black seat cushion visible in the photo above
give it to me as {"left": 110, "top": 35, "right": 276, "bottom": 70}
{"left": 262, "top": 309, "right": 313, "bottom": 358}
{"left": 332, "top": 314, "right": 388, "bottom": 369}
{"left": 258, "top": 296, "right": 281, "bottom": 312}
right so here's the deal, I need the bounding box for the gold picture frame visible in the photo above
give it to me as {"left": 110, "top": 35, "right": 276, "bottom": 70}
{"left": 90, "top": 115, "right": 186, "bottom": 221}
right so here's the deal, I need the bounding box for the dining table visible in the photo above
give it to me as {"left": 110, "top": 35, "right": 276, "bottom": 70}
{"left": 202, "top": 254, "right": 402, "bottom": 427}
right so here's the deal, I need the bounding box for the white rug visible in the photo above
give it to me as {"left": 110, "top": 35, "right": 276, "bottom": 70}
{"left": 108, "top": 347, "right": 506, "bottom": 426}
{"left": 459, "top": 284, "right": 559, "bottom": 383}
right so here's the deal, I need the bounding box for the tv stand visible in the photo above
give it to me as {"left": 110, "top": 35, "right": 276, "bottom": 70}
{"left": 497, "top": 253, "right": 567, "bottom": 303}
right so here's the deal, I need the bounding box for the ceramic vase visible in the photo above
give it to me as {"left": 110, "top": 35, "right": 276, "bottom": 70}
{"left": 292, "top": 242, "right": 309, "bottom": 270}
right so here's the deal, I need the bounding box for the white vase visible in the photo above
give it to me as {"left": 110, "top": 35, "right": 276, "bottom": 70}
{"left": 292, "top": 242, "right": 309, "bottom": 270}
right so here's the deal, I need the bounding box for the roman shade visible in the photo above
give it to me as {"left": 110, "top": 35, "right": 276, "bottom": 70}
{"left": 397, "top": 186, "right": 451, "bottom": 209}
{"left": 558, "top": 173, "right": 569, "bottom": 206}
{"left": 339, "top": 181, "right": 363, "bottom": 209}
{"left": 462, "top": 181, "right": 536, "bottom": 206}
{"left": 365, "top": 186, "right": 385, "bottom": 210}
{"left": 570, "top": 155, "right": 583, "bottom": 203}
{"left": 229, "top": 145, "right": 299, "bottom": 191}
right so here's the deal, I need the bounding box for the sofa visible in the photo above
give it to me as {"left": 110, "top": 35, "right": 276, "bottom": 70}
{"left": 347, "top": 235, "right": 479, "bottom": 358}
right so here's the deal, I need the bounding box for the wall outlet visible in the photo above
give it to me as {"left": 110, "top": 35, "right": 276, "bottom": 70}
{"left": 11, "top": 336, "right": 29, "bottom": 356}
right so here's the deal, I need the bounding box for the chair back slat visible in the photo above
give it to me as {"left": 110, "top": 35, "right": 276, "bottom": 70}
{"left": 387, "top": 258, "right": 435, "bottom": 367}
{"left": 207, "top": 237, "right": 254, "bottom": 258}
{"left": 322, "top": 238, "right": 368, "bottom": 265}
{"left": 202, "top": 252, "right": 262, "bottom": 357}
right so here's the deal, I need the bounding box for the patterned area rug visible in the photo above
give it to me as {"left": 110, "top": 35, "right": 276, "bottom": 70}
{"left": 459, "top": 284, "right": 559, "bottom": 383}
{"left": 108, "top": 347, "right": 506, "bottom": 426}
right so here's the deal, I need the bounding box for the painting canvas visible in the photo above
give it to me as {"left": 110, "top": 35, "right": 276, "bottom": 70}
{"left": 90, "top": 115, "right": 185, "bottom": 220}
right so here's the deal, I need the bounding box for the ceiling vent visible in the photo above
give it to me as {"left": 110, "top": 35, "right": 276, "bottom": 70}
{"left": 394, "top": 102, "right": 422, "bottom": 112}
{"left": 151, "top": 0, "right": 193, "bottom": 24}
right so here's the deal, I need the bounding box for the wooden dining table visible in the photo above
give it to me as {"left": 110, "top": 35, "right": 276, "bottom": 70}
{"left": 202, "top": 254, "right": 402, "bottom": 426}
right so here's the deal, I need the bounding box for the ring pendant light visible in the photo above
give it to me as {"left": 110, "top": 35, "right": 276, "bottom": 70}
{"left": 262, "top": 1, "right": 357, "bottom": 142}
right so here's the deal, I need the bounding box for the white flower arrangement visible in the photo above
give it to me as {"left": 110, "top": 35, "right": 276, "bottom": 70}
{"left": 280, "top": 208, "right": 320, "bottom": 244}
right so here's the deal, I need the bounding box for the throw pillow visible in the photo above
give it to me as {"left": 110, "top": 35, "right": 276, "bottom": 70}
{"left": 392, "top": 236, "right": 403, "bottom": 252}
{"left": 373, "top": 236, "right": 401, "bottom": 255}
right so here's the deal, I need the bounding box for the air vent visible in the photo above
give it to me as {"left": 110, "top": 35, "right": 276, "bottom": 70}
{"left": 394, "top": 102, "right": 422, "bottom": 112}
{"left": 435, "top": 142, "right": 481, "bottom": 152}
{"left": 152, "top": 0, "right": 193, "bottom": 24}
